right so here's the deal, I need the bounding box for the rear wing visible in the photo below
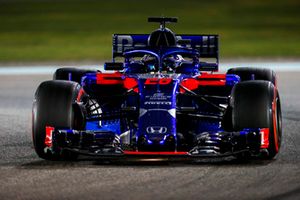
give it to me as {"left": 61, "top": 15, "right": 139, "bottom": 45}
{"left": 112, "top": 34, "right": 219, "bottom": 71}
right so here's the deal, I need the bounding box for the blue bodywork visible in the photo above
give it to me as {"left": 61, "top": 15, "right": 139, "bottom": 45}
{"left": 77, "top": 58, "right": 250, "bottom": 154}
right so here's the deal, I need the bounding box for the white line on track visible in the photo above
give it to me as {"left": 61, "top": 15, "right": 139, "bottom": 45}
{"left": 0, "top": 66, "right": 102, "bottom": 75}
{"left": 0, "top": 62, "right": 299, "bottom": 75}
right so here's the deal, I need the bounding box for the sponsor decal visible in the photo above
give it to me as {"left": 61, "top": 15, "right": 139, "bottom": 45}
{"left": 146, "top": 126, "right": 168, "bottom": 134}
{"left": 145, "top": 93, "right": 171, "bottom": 101}
{"left": 144, "top": 101, "right": 172, "bottom": 105}
{"left": 145, "top": 78, "right": 172, "bottom": 85}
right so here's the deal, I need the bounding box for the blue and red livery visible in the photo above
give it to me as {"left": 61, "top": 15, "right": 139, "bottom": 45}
{"left": 32, "top": 17, "right": 282, "bottom": 160}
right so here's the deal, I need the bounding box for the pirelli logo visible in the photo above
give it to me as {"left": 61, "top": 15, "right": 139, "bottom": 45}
{"left": 144, "top": 101, "right": 172, "bottom": 105}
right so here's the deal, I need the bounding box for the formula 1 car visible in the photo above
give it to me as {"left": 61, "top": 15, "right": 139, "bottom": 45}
{"left": 32, "top": 17, "right": 282, "bottom": 161}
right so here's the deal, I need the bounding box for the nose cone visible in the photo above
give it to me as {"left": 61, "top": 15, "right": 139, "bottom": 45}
{"left": 137, "top": 78, "right": 178, "bottom": 151}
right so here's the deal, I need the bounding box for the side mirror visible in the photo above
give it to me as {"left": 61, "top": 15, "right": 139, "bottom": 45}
{"left": 104, "top": 62, "right": 124, "bottom": 71}
{"left": 199, "top": 62, "right": 218, "bottom": 71}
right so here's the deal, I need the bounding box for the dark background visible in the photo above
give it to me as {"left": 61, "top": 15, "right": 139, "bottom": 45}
{"left": 0, "top": 0, "right": 299, "bottom": 62}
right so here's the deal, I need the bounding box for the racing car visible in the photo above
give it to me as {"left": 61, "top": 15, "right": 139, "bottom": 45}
{"left": 32, "top": 17, "right": 282, "bottom": 160}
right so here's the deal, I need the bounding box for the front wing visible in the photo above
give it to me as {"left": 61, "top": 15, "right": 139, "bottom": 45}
{"left": 44, "top": 127, "right": 268, "bottom": 159}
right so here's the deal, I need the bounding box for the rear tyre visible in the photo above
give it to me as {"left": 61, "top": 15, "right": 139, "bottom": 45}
{"left": 53, "top": 68, "right": 98, "bottom": 84}
{"left": 231, "top": 80, "right": 282, "bottom": 159}
{"left": 32, "top": 80, "right": 85, "bottom": 160}
{"left": 227, "top": 67, "right": 276, "bottom": 85}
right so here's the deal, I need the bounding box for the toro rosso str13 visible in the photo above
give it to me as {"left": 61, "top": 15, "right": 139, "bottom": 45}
{"left": 32, "top": 17, "right": 282, "bottom": 160}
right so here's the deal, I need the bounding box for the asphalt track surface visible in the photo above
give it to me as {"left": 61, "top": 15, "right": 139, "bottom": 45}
{"left": 0, "top": 71, "right": 300, "bottom": 200}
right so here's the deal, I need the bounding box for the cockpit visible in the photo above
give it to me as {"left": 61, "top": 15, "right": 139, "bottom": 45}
{"left": 123, "top": 48, "right": 200, "bottom": 74}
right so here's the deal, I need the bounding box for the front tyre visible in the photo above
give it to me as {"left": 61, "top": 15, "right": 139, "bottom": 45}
{"left": 32, "top": 80, "right": 85, "bottom": 160}
{"left": 231, "top": 80, "right": 282, "bottom": 159}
